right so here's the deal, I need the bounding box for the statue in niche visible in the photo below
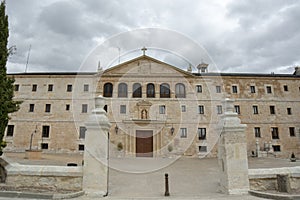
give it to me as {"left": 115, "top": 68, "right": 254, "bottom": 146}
{"left": 141, "top": 109, "right": 147, "bottom": 119}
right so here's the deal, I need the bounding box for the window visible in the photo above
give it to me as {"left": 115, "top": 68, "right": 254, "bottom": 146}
{"left": 82, "top": 104, "right": 88, "bottom": 113}
{"left": 84, "top": 84, "right": 89, "bottom": 92}
{"left": 289, "top": 127, "right": 295, "bottom": 137}
{"left": 217, "top": 105, "right": 222, "bottom": 114}
{"left": 254, "top": 127, "right": 261, "bottom": 138}
{"left": 132, "top": 83, "right": 142, "bottom": 98}
{"left": 14, "top": 84, "right": 19, "bottom": 91}
{"left": 42, "top": 126, "right": 50, "bottom": 138}
{"left": 181, "top": 105, "right": 186, "bottom": 112}
{"left": 272, "top": 145, "right": 281, "bottom": 152}
{"left": 234, "top": 105, "right": 240, "bottom": 114}
{"left": 160, "top": 83, "right": 170, "bottom": 98}
{"left": 159, "top": 105, "right": 166, "bottom": 114}
{"left": 180, "top": 128, "right": 187, "bottom": 138}
{"left": 270, "top": 106, "right": 275, "bottom": 114}
{"left": 6, "top": 125, "right": 14, "bottom": 137}
{"left": 120, "top": 105, "right": 126, "bottom": 114}
{"left": 250, "top": 86, "right": 256, "bottom": 93}
{"left": 175, "top": 83, "right": 186, "bottom": 98}
{"left": 147, "top": 83, "right": 155, "bottom": 98}
{"left": 196, "top": 85, "right": 202, "bottom": 93}
{"left": 29, "top": 104, "right": 35, "bottom": 112}
{"left": 118, "top": 83, "right": 128, "bottom": 97}
{"left": 67, "top": 84, "right": 72, "bottom": 92}
{"left": 283, "top": 85, "right": 288, "bottom": 91}
{"left": 287, "top": 108, "right": 292, "bottom": 115}
{"left": 198, "top": 128, "right": 206, "bottom": 140}
{"left": 199, "top": 146, "right": 207, "bottom": 152}
{"left": 253, "top": 105, "right": 258, "bottom": 114}
{"left": 79, "top": 126, "right": 86, "bottom": 139}
{"left": 198, "top": 105, "right": 204, "bottom": 114}
{"left": 48, "top": 84, "right": 53, "bottom": 91}
{"left": 216, "top": 86, "right": 221, "bottom": 93}
{"left": 66, "top": 104, "right": 70, "bottom": 111}
{"left": 41, "top": 143, "right": 48, "bottom": 150}
{"left": 78, "top": 145, "right": 84, "bottom": 151}
{"left": 104, "top": 105, "right": 108, "bottom": 112}
{"left": 103, "top": 83, "right": 113, "bottom": 97}
{"left": 32, "top": 84, "right": 37, "bottom": 92}
{"left": 271, "top": 127, "right": 279, "bottom": 139}
{"left": 266, "top": 86, "right": 272, "bottom": 94}
{"left": 45, "top": 104, "right": 51, "bottom": 113}
{"left": 232, "top": 85, "right": 238, "bottom": 93}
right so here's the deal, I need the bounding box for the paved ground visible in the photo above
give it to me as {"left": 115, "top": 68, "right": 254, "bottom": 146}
{"left": 2, "top": 153, "right": 300, "bottom": 199}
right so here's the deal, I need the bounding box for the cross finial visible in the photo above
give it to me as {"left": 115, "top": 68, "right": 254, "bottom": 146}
{"left": 141, "top": 47, "right": 147, "bottom": 56}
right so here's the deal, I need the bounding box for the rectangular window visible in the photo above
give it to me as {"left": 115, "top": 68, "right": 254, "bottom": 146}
{"left": 287, "top": 108, "right": 292, "bottom": 115}
{"left": 32, "top": 84, "right": 37, "bottom": 92}
{"left": 14, "top": 84, "right": 19, "bottom": 91}
{"left": 45, "top": 104, "right": 51, "bottom": 113}
{"left": 120, "top": 105, "right": 126, "bottom": 114}
{"left": 253, "top": 105, "right": 258, "bottom": 114}
{"left": 79, "top": 126, "right": 86, "bottom": 139}
{"left": 198, "top": 105, "right": 204, "bottom": 114}
{"left": 289, "top": 127, "right": 295, "bottom": 137}
{"left": 66, "top": 104, "right": 70, "bottom": 111}
{"left": 198, "top": 128, "right": 206, "bottom": 140}
{"left": 6, "top": 125, "right": 14, "bottom": 137}
{"left": 270, "top": 106, "right": 275, "bottom": 114}
{"left": 272, "top": 145, "right": 281, "bottom": 152}
{"left": 250, "top": 86, "right": 256, "bottom": 93}
{"left": 84, "top": 84, "right": 89, "bottom": 92}
{"left": 217, "top": 105, "right": 222, "bottom": 114}
{"left": 216, "top": 86, "right": 221, "bottom": 93}
{"left": 232, "top": 85, "right": 238, "bottom": 93}
{"left": 199, "top": 146, "right": 207, "bottom": 152}
{"left": 196, "top": 85, "right": 202, "bottom": 93}
{"left": 78, "top": 144, "right": 85, "bottom": 151}
{"left": 159, "top": 105, "right": 166, "bottom": 114}
{"left": 48, "top": 84, "right": 53, "bottom": 91}
{"left": 254, "top": 127, "right": 261, "bottom": 138}
{"left": 271, "top": 127, "right": 279, "bottom": 139}
{"left": 181, "top": 105, "right": 186, "bottom": 112}
{"left": 234, "top": 105, "right": 240, "bottom": 114}
{"left": 29, "top": 104, "right": 35, "bottom": 112}
{"left": 82, "top": 104, "right": 88, "bottom": 113}
{"left": 42, "top": 125, "right": 50, "bottom": 138}
{"left": 41, "top": 143, "right": 48, "bottom": 150}
{"left": 283, "top": 85, "right": 288, "bottom": 91}
{"left": 266, "top": 86, "right": 272, "bottom": 94}
{"left": 67, "top": 84, "right": 72, "bottom": 92}
{"left": 180, "top": 128, "right": 187, "bottom": 138}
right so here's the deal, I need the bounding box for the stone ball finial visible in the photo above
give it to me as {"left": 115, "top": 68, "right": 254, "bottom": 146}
{"left": 95, "top": 95, "right": 105, "bottom": 109}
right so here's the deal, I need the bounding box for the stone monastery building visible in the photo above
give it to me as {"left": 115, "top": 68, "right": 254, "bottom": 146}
{"left": 5, "top": 55, "right": 300, "bottom": 158}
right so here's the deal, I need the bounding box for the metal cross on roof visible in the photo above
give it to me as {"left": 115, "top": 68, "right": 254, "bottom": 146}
{"left": 141, "top": 47, "right": 147, "bottom": 55}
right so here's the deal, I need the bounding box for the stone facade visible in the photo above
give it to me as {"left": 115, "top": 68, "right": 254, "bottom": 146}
{"left": 4, "top": 55, "right": 300, "bottom": 158}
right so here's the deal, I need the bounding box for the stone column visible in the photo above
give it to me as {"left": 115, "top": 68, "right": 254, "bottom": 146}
{"left": 218, "top": 98, "right": 250, "bottom": 194}
{"left": 83, "top": 95, "right": 111, "bottom": 197}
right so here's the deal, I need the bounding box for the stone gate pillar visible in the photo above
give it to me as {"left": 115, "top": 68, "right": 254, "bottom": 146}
{"left": 83, "top": 95, "right": 111, "bottom": 197}
{"left": 218, "top": 98, "right": 249, "bottom": 194}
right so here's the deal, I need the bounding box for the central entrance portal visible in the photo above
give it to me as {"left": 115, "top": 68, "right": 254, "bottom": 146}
{"left": 136, "top": 130, "right": 153, "bottom": 157}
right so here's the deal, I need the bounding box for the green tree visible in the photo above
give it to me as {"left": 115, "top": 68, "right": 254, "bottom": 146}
{"left": 0, "top": 0, "right": 20, "bottom": 155}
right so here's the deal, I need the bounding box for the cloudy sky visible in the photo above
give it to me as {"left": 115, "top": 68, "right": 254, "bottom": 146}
{"left": 6, "top": 0, "right": 300, "bottom": 74}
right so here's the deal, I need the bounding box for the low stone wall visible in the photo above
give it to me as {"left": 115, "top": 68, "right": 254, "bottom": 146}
{"left": 249, "top": 166, "right": 300, "bottom": 192}
{"left": 4, "top": 161, "right": 82, "bottom": 192}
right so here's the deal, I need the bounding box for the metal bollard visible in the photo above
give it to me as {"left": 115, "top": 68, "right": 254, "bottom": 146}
{"left": 165, "top": 173, "right": 170, "bottom": 196}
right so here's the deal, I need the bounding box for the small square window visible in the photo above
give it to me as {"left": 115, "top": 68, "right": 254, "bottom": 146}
{"left": 120, "top": 105, "right": 126, "bottom": 114}
{"left": 232, "top": 85, "right": 238, "bottom": 93}
{"left": 272, "top": 145, "right": 281, "bottom": 152}
{"left": 42, "top": 126, "right": 50, "bottom": 138}
{"left": 217, "top": 105, "right": 222, "bottom": 114}
{"left": 199, "top": 146, "right": 207, "bottom": 152}
{"left": 14, "top": 84, "right": 19, "bottom": 91}
{"left": 48, "top": 84, "right": 53, "bottom": 91}
{"left": 270, "top": 106, "right": 275, "bottom": 114}
{"left": 67, "top": 84, "right": 72, "bottom": 92}
{"left": 198, "top": 128, "right": 206, "bottom": 140}
{"left": 266, "top": 86, "right": 272, "bottom": 94}
{"left": 181, "top": 105, "right": 186, "bottom": 112}
{"left": 254, "top": 127, "right": 261, "bottom": 138}
{"left": 250, "top": 86, "right": 256, "bottom": 93}
{"left": 6, "top": 125, "right": 14, "bottom": 137}
{"left": 159, "top": 105, "right": 166, "bottom": 114}
{"left": 41, "top": 143, "right": 48, "bottom": 150}
{"left": 66, "top": 104, "right": 70, "bottom": 111}
{"left": 253, "top": 105, "right": 258, "bottom": 114}
{"left": 289, "top": 127, "right": 295, "bottom": 137}
{"left": 180, "top": 128, "right": 187, "bottom": 138}
{"left": 82, "top": 104, "right": 88, "bottom": 113}
{"left": 283, "top": 85, "right": 288, "bottom": 91}
{"left": 32, "top": 84, "right": 37, "bottom": 92}
{"left": 78, "top": 145, "right": 85, "bottom": 151}
{"left": 196, "top": 85, "right": 202, "bottom": 93}
{"left": 234, "top": 105, "right": 240, "bottom": 114}
{"left": 287, "top": 108, "right": 292, "bottom": 115}
{"left": 79, "top": 126, "right": 86, "bottom": 139}
{"left": 84, "top": 84, "right": 89, "bottom": 92}
{"left": 216, "top": 86, "right": 221, "bottom": 93}
{"left": 45, "top": 104, "right": 51, "bottom": 113}
{"left": 198, "top": 105, "right": 204, "bottom": 114}
{"left": 29, "top": 104, "right": 35, "bottom": 112}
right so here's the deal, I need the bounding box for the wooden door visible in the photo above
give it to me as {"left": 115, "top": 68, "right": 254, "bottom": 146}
{"left": 136, "top": 130, "right": 153, "bottom": 157}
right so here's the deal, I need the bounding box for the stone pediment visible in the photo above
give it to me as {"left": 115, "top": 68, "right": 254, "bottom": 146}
{"left": 136, "top": 100, "right": 152, "bottom": 106}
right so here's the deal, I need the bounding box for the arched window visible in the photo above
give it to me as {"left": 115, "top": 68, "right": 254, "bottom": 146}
{"left": 103, "top": 83, "right": 113, "bottom": 97}
{"left": 132, "top": 83, "right": 142, "bottom": 98}
{"left": 175, "top": 83, "right": 186, "bottom": 98}
{"left": 160, "top": 83, "right": 170, "bottom": 98}
{"left": 118, "top": 83, "right": 128, "bottom": 97}
{"left": 147, "top": 83, "right": 155, "bottom": 98}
